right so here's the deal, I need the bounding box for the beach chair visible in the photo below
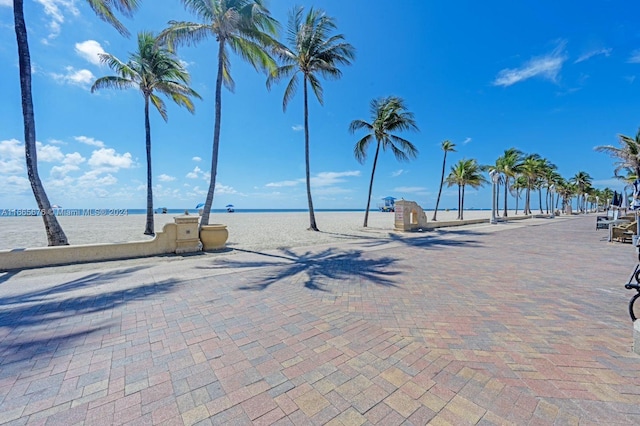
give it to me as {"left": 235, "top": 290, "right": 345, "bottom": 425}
{"left": 612, "top": 221, "right": 637, "bottom": 243}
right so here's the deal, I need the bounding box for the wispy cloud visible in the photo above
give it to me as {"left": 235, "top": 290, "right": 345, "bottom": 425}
{"left": 266, "top": 171, "right": 361, "bottom": 188}
{"left": 158, "top": 174, "right": 176, "bottom": 182}
{"left": 0, "top": 0, "right": 12, "bottom": 7}
{"left": 463, "top": 137, "right": 472, "bottom": 145}
{"left": 574, "top": 47, "right": 612, "bottom": 63}
{"left": 391, "top": 169, "right": 405, "bottom": 177}
{"left": 51, "top": 67, "right": 95, "bottom": 88}
{"left": 75, "top": 136, "right": 105, "bottom": 148}
{"left": 186, "top": 166, "right": 202, "bottom": 179}
{"left": 394, "top": 186, "right": 428, "bottom": 193}
{"left": 266, "top": 180, "right": 299, "bottom": 188}
{"left": 35, "top": 0, "right": 80, "bottom": 41}
{"left": 192, "top": 156, "right": 201, "bottom": 162}
{"left": 628, "top": 50, "right": 640, "bottom": 63}
{"left": 75, "top": 40, "right": 106, "bottom": 66}
{"left": 292, "top": 125, "right": 304, "bottom": 131}
{"left": 493, "top": 41, "right": 567, "bottom": 87}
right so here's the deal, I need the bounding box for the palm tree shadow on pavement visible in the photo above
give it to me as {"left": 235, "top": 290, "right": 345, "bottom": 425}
{"left": 0, "top": 268, "right": 178, "bottom": 364}
{"left": 199, "top": 247, "right": 400, "bottom": 292}
{"left": 358, "top": 228, "right": 484, "bottom": 250}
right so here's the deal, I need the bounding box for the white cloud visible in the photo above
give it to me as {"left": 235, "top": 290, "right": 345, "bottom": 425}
{"left": 63, "top": 152, "right": 85, "bottom": 166}
{"left": 158, "top": 174, "right": 176, "bottom": 182}
{"left": 88, "top": 148, "right": 133, "bottom": 171}
{"left": 394, "top": 186, "right": 428, "bottom": 193}
{"left": 50, "top": 152, "right": 85, "bottom": 178}
{"left": 51, "top": 66, "right": 95, "bottom": 88}
{"left": 48, "top": 138, "right": 66, "bottom": 145}
{"left": 0, "top": 0, "right": 12, "bottom": 7}
{"left": 192, "top": 156, "right": 202, "bottom": 162}
{"left": 292, "top": 125, "right": 304, "bottom": 131}
{"left": 75, "top": 136, "right": 105, "bottom": 148}
{"left": 575, "top": 47, "right": 612, "bottom": 63}
{"left": 215, "top": 183, "right": 237, "bottom": 194}
{"left": 0, "top": 139, "right": 24, "bottom": 174}
{"left": 186, "top": 166, "right": 202, "bottom": 179}
{"left": 266, "top": 180, "right": 300, "bottom": 188}
{"left": 391, "top": 169, "right": 404, "bottom": 177}
{"left": 35, "top": 0, "right": 79, "bottom": 40}
{"left": 36, "top": 142, "right": 64, "bottom": 162}
{"left": 75, "top": 40, "right": 106, "bottom": 66}
{"left": 311, "top": 171, "right": 360, "bottom": 187}
{"left": 628, "top": 50, "right": 640, "bottom": 64}
{"left": 493, "top": 41, "right": 567, "bottom": 87}
{"left": 463, "top": 137, "right": 472, "bottom": 145}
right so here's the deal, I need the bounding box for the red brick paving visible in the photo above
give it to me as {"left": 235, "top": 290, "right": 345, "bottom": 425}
{"left": 1, "top": 215, "right": 639, "bottom": 424}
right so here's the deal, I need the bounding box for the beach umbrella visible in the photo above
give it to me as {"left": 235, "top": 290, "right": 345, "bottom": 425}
{"left": 51, "top": 204, "right": 61, "bottom": 208}
{"left": 225, "top": 204, "right": 234, "bottom": 208}
{"left": 633, "top": 180, "right": 640, "bottom": 210}
{"left": 621, "top": 193, "right": 629, "bottom": 209}
{"left": 195, "top": 203, "right": 205, "bottom": 209}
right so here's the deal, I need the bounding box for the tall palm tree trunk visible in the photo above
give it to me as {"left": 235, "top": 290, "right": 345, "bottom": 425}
{"left": 456, "top": 185, "right": 461, "bottom": 219}
{"left": 432, "top": 151, "right": 447, "bottom": 221}
{"left": 201, "top": 39, "right": 226, "bottom": 228}
{"left": 460, "top": 185, "right": 465, "bottom": 220}
{"left": 502, "top": 177, "right": 509, "bottom": 217}
{"left": 14, "top": 0, "right": 68, "bottom": 246}
{"left": 515, "top": 189, "right": 519, "bottom": 214}
{"left": 144, "top": 95, "right": 154, "bottom": 235}
{"left": 363, "top": 142, "right": 381, "bottom": 227}
{"left": 303, "top": 76, "right": 318, "bottom": 231}
{"left": 538, "top": 188, "right": 543, "bottom": 213}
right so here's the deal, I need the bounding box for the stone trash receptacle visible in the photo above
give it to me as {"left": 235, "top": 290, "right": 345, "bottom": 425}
{"left": 200, "top": 224, "right": 229, "bottom": 251}
{"left": 174, "top": 215, "right": 202, "bottom": 254}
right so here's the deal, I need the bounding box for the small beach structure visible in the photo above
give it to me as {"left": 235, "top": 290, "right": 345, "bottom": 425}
{"left": 226, "top": 204, "right": 235, "bottom": 213}
{"left": 378, "top": 196, "right": 396, "bottom": 212}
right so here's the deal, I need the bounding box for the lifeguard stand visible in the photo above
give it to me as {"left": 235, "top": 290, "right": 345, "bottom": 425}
{"left": 378, "top": 196, "right": 396, "bottom": 212}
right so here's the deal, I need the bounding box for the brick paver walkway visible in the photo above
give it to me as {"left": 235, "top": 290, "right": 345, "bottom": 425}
{"left": 1, "top": 215, "right": 639, "bottom": 425}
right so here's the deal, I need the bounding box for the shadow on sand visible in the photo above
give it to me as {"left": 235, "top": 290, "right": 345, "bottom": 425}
{"left": 198, "top": 247, "right": 401, "bottom": 292}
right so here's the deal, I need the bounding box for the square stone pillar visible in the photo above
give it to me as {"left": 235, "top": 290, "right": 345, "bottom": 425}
{"left": 174, "top": 216, "right": 202, "bottom": 254}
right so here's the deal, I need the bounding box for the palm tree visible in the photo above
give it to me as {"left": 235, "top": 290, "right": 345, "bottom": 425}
{"left": 511, "top": 175, "right": 527, "bottom": 214}
{"left": 432, "top": 140, "right": 456, "bottom": 221}
{"left": 519, "top": 154, "right": 542, "bottom": 215}
{"left": 445, "top": 159, "right": 488, "bottom": 220}
{"left": 536, "top": 158, "right": 557, "bottom": 214}
{"left": 267, "top": 6, "right": 355, "bottom": 231}
{"left": 160, "top": 0, "right": 278, "bottom": 228}
{"left": 497, "top": 148, "right": 522, "bottom": 217}
{"left": 595, "top": 129, "right": 640, "bottom": 180}
{"left": 92, "top": 32, "right": 200, "bottom": 235}
{"left": 350, "top": 97, "right": 419, "bottom": 227}
{"left": 12, "top": 0, "right": 139, "bottom": 246}
{"left": 570, "top": 171, "right": 592, "bottom": 213}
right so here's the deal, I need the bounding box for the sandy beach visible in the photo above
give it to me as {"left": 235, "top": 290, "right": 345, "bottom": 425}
{"left": 0, "top": 209, "right": 533, "bottom": 252}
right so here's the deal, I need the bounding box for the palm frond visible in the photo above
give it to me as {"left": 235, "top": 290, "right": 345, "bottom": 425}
{"left": 281, "top": 74, "right": 298, "bottom": 112}
{"left": 306, "top": 73, "right": 324, "bottom": 105}
{"left": 150, "top": 94, "right": 168, "bottom": 121}
{"left": 91, "top": 76, "right": 135, "bottom": 92}
{"left": 353, "top": 134, "right": 374, "bottom": 164}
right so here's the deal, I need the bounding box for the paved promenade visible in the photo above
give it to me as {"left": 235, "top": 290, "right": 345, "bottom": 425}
{"left": 1, "top": 215, "right": 639, "bottom": 425}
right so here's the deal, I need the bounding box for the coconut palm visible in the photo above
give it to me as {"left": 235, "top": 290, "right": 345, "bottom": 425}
{"left": 432, "top": 140, "right": 456, "bottom": 221}
{"left": 497, "top": 148, "right": 522, "bottom": 217}
{"left": 160, "top": 0, "right": 279, "bottom": 228}
{"left": 519, "top": 154, "right": 542, "bottom": 215}
{"left": 92, "top": 32, "right": 201, "bottom": 235}
{"left": 536, "top": 158, "right": 556, "bottom": 214}
{"left": 595, "top": 129, "right": 640, "bottom": 180}
{"left": 445, "top": 159, "right": 487, "bottom": 220}
{"left": 511, "top": 175, "right": 527, "bottom": 214}
{"left": 350, "top": 97, "right": 419, "bottom": 227}
{"left": 267, "top": 6, "right": 355, "bottom": 231}
{"left": 570, "top": 171, "right": 592, "bottom": 213}
{"left": 12, "top": 0, "right": 140, "bottom": 246}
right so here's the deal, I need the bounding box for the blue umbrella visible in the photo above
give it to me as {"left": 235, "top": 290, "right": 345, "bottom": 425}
{"left": 226, "top": 204, "right": 234, "bottom": 208}
{"left": 195, "top": 203, "right": 205, "bottom": 209}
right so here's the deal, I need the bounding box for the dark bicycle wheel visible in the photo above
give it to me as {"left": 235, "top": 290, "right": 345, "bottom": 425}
{"left": 635, "top": 267, "right": 640, "bottom": 284}
{"left": 630, "top": 292, "right": 640, "bottom": 322}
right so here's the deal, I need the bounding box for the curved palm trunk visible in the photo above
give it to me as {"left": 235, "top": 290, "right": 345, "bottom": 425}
{"left": 363, "top": 141, "right": 381, "bottom": 227}
{"left": 14, "top": 0, "right": 68, "bottom": 246}
{"left": 524, "top": 185, "right": 531, "bottom": 215}
{"left": 201, "top": 39, "right": 226, "bottom": 228}
{"left": 144, "top": 95, "right": 154, "bottom": 235}
{"left": 303, "top": 76, "right": 318, "bottom": 231}
{"left": 502, "top": 177, "right": 509, "bottom": 217}
{"left": 432, "top": 151, "right": 447, "bottom": 221}
{"left": 515, "top": 189, "right": 519, "bottom": 214}
{"left": 460, "top": 185, "right": 465, "bottom": 220}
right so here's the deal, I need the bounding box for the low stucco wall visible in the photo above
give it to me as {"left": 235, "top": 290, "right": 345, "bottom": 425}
{"left": 0, "top": 222, "right": 179, "bottom": 271}
{"left": 425, "top": 214, "right": 535, "bottom": 230}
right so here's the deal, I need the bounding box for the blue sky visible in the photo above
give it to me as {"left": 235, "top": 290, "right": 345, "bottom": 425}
{"left": 1, "top": 0, "right": 640, "bottom": 210}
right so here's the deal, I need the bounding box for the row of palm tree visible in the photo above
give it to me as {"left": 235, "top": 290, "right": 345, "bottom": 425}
{"left": 12, "top": 0, "right": 630, "bottom": 244}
